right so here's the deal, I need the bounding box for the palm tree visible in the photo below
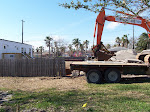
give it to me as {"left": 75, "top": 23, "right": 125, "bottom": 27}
{"left": 44, "top": 36, "right": 53, "bottom": 58}
{"left": 115, "top": 37, "right": 121, "bottom": 47}
{"left": 83, "top": 40, "right": 89, "bottom": 53}
{"left": 68, "top": 44, "right": 72, "bottom": 51}
{"left": 80, "top": 43, "right": 84, "bottom": 56}
{"left": 68, "top": 44, "right": 73, "bottom": 56}
{"left": 39, "top": 46, "right": 44, "bottom": 58}
{"left": 54, "top": 41, "right": 58, "bottom": 57}
{"left": 121, "top": 37, "right": 125, "bottom": 47}
{"left": 106, "top": 44, "right": 111, "bottom": 49}
{"left": 72, "top": 38, "right": 81, "bottom": 51}
{"left": 121, "top": 35, "right": 129, "bottom": 48}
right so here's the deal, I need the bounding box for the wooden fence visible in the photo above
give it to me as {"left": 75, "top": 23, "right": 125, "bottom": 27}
{"left": 0, "top": 58, "right": 66, "bottom": 77}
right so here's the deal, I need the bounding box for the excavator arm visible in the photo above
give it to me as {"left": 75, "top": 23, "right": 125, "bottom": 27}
{"left": 93, "top": 7, "right": 150, "bottom": 59}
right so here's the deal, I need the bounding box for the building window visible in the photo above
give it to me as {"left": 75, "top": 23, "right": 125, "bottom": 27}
{"left": 4, "top": 46, "right": 6, "bottom": 49}
{"left": 21, "top": 48, "right": 24, "bottom": 53}
{"left": 10, "top": 55, "right": 14, "bottom": 57}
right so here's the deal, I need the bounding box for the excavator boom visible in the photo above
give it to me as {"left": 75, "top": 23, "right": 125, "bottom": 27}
{"left": 93, "top": 7, "right": 150, "bottom": 60}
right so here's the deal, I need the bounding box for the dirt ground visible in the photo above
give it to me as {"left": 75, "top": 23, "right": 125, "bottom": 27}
{"left": 0, "top": 76, "right": 88, "bottom": 92}
{"left": 0, "top": 74, "right": 149, "bottom": 92}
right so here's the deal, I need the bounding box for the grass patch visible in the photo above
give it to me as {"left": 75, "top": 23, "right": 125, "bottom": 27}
{"left": 1, "top": 83, "right": 150, "bottom": 112}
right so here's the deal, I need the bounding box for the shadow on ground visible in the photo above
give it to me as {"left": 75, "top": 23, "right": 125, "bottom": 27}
{"left": 120, "top": 76, "right": 150, "bottom": 84}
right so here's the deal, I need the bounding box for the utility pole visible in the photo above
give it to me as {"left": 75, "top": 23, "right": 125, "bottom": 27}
{"left": 21, "top": 20, "right": 25, "bottom": 43}
{"left": 133, "top": 25, "right": 134, "bottom": 49}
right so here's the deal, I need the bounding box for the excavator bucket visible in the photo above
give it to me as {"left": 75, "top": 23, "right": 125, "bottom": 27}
{"left": 96, "top": 51, "right": 113, "bottom": 61}
{"left": 92, "top": 41, "right": 114, "bottom": 61}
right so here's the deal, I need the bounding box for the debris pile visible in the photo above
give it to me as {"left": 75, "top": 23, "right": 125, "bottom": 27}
{"left": 108, "top": 47, "right": 128, "bottom": 52}
{"left": 110, "top": 49, "right": 141, "bottom": 63}
{"left": 0, "top": 91, "right": 12, "bottom": 104}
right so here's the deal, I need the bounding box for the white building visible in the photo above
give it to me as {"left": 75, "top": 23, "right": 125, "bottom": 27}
{"left": 0, "top": 39, "right": 32, "bottom": 59}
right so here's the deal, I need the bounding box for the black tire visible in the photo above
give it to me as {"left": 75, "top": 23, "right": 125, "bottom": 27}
{"left": 86, "top": 70, "right": 102, "bottom": 84}
{"left": 104, "top": 68, "right": 121, "bottom": 83}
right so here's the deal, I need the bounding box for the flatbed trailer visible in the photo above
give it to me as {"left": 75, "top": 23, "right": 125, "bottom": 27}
{"left": 70, "top": 61, "right": 150, "bottom": 83}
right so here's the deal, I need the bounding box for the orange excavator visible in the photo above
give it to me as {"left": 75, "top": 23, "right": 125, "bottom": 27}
{"left": 93, "top": 7, "right": 150, "bottom": 61}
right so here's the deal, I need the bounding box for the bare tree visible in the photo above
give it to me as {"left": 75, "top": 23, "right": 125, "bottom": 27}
{"left": 60, "top": 0, "right": 150, "bottom": 17}
{"left": 128, "top": 37, "right": 138, "bottom": 49}
{"left": 54, "top": 39, "right": 68, "bottom": 56}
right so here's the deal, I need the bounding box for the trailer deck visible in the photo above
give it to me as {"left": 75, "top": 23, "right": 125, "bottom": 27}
{"left": 71, "top": 61, "right": 148, "bottom": 66}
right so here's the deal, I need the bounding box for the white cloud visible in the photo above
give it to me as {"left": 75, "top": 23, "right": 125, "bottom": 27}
{"left": 106, "top": 22, "right": 120, "bottom": 30}
{"left": 103, "top": 40, "right": 116, "bottom": 46}
{"left": 52, "top": 35, "right": 68, "bottom": 41}
{"left": 26, "top": 40, "right": 45, "bottom": 49}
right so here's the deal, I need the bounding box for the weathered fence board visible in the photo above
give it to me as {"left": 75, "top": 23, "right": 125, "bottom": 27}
{"left": 0, "top": 58, "right": 66, "bottom": 77}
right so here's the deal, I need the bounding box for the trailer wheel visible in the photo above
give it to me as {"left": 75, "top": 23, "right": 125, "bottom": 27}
{"left": 86, "top": 70, "right": 102, "bottom": 84}
{"left": 104, "top": 68, "right": 121, "bottom": 83}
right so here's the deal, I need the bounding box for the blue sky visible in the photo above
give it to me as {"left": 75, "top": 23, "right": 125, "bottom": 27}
{"left": 0, "top": 0, "right": 147, "bottom": 50}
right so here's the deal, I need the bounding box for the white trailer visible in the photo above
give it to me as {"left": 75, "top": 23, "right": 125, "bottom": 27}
{"left": 0, "top": 39, "right": 32, "bottom": 59}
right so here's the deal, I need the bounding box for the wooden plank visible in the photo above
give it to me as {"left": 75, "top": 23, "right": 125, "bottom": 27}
{"left": 28, "top": 59, "right": 30, "bottom": 77}
{"left": 35, "top": 59, "right": 37, "bottom": 76}
{"left": 2, "top": 59, "right": 4, "bottom": 76}
{"left": 38, "top": 58, "right": 40, "bottom": 76}
{"left": 27, "top": 59, "right": 29, "bottom": 77}
{"left": 5, "top": 59, "right": 8, "bottom": 76}
{"left": 0, "top": 59, "right": 3, "bottom": 76}
{"left": 10, "top": 59, "right": 14, "bottom": 76}
{"left": 18, "top": 59, "right": 21, "bottom": 76}
{"left": 36, "top": 58, "right": 39, "bottom": 76}
{"left": 48, "top": 58, "right": 51, "bottom": 76}
{"left": 31, "top": 59, "right": 33, "bottom": 76}
{"left": 15, "top": 59, "right": 17, "bottom": 77}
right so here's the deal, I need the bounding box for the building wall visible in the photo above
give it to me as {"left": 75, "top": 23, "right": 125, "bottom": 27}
{"left": 0, "top": 39, "right": 32, "bottom": 59}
